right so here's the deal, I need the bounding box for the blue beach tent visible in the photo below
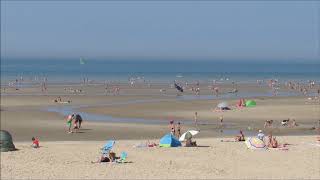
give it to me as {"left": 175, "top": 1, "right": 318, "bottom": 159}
{"left": 159, "top": 133, "right": 182, "bottom": 147}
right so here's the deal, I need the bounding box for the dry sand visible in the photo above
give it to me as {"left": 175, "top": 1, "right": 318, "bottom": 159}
{"left": 1, "top": 136, "right": 320, "bottom": 179}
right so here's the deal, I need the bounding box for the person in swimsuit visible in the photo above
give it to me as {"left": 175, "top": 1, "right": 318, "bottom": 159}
{"left": 169, "top": 120, "right": 175, "bottom": 136}
{"left": 219, "top": 115, "right": 224, "bottom": 127}
{"left": 66, "top": 114, "right": 73, "bottom": 133}
{"left": 235, "top": 130, "right": 245, "bottom": 141}
{"left": 31, "top": 137, "right": 39, "bottom": 148}
{"left": 177, "top": 122, "right": 181, "bottom": 137}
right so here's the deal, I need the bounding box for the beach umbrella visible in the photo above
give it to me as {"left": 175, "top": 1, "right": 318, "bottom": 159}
{"left": 102, "top": 140, "right": 115, "bottom": 154}
{"left": 245, "top": 137, "right": 266, "bottom": 150}
{"left": 179, "top": 130, "right": 199, "bottom": 141}
{"left": 217, "top": 102, "right": 228, "bottom": 108}
{"left": 174, "top": 83, "right": 184, "bottom": 92}
{"left": 245, "top": 100, "right": 256, "bottom": 107}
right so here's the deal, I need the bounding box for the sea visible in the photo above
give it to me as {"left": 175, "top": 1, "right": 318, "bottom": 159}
{"left": 1, "top": 59, "right": 320, "bottom": 86}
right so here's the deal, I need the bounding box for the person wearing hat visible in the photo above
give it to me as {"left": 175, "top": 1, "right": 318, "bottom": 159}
{"left": 257, "top": 130, "right": 265, "bottom": 141}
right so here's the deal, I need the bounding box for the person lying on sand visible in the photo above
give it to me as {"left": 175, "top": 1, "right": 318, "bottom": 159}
{"left": 91, "top": 154, "right": 111, "bottom": 163}
{"left": 53, "top": 96, "right": 71, "bottom": 103}
{"left": 235, "top": 130, "right": 245, "bottom": 141}
{"left": 91, "top": 151, "right": 119, "bottom": 163}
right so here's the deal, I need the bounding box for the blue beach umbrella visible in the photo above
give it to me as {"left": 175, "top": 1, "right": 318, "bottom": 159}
{"left": 102, "top": 140, "right": 115, "bottom": 154}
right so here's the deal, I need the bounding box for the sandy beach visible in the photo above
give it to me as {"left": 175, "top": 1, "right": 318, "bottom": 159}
{"left": 1, "top": 137, "right": 320, "bottom": 179}
{"left": 1, "top": 83, "right": 320, "bottom": 179}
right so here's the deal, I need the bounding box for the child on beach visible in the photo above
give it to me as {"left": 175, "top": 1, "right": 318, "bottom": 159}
{"left": 31, "top": 137, "right": 39, "bottom": 148}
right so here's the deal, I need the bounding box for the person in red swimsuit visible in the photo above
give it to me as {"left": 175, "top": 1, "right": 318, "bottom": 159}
{"left": 32, "top": 137, "right": 39, "bottom": 148}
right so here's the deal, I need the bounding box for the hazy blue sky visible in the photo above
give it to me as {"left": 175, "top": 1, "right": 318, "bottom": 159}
{"left": 1, "top": 1, "right": 319, "bottom": 61}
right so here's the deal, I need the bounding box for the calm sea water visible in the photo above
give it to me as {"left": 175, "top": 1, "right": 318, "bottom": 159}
{"left": 1, "top": 59, "right": 320, "bottom": 85}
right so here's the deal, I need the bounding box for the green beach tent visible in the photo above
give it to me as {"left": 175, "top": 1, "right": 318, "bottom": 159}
{"left": 245, "top": 100, "right": 256, "bottom": 107}
{"left": 0, "top": 130, "right": 16, "bottom": 152}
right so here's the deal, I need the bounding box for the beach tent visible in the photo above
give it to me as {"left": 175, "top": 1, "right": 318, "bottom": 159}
{"left": 245, "top": 137, "right": 266, "bottom": 150}
{"left": 245, "top": 100, "right": 256, "bottom": 107}
{"left": 179, "top": 130, "right": 199, "bottom": 141}
{"left": 217, "top": 102, "right": 228, "bottom": 108}
{"left": 0, "top": 130, "right": 16, "bottom": 152}
{"left": 159, "top": 133, "right": 182, "bottom": 147}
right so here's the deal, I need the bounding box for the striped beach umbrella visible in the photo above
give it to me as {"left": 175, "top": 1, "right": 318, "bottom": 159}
{"left": 245, "top": 137, "right": 266, "bottom": 150}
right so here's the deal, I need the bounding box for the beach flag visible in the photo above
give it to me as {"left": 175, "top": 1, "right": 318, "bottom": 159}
{"left": 80, "top": 57, "right": 85, "bottom": 65}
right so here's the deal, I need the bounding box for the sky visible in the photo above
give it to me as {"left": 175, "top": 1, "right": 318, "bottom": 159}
{"left": 1, "top": 1, "right": 320, "bottom": 62}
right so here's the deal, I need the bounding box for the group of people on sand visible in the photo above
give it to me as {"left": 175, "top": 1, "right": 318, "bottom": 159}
{"left": 53, "top": 96, "right": 71, "bottom": 104}
{"left": 233, "top": 129, "right": 288, "bottom": 149}
{"left": 264, "top": 118, "right": 298, "bottom": 128}
{"left": 104, "top": 83, "right": 120, "bottom": 96}
{"left": 257, "top": 129, "right": 288, "bottom": 148}
{"left": 281, "top": 118, "right": 298, "bottom": 127}
{"left": 65, "top": 113, "right": 83, "bottom": 133}
{"left": 285, "top": 80, "right": 319, "bottom": 97}
{"left": 236, "top": 98, "right": 246, "bottom": 108}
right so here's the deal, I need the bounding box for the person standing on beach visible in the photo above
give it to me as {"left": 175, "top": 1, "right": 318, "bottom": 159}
{"left": 169, "top": 120, "right": 176, "bottom": 136}
{"left": 219, "top": 115, "right": 224, "bottom": 127}
{"left": 177, "top": 122, "right": 181, "bottom": 138}
{"left": 66, "top": 114, "right": 73, "bottom": 133}
{"left": 194, "top": 112, "right": 198, "bottom": 129}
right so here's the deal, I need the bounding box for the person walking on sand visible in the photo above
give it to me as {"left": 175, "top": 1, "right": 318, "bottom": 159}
{"left": 66, "top": 114, "right": 73, "bottom": 133}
